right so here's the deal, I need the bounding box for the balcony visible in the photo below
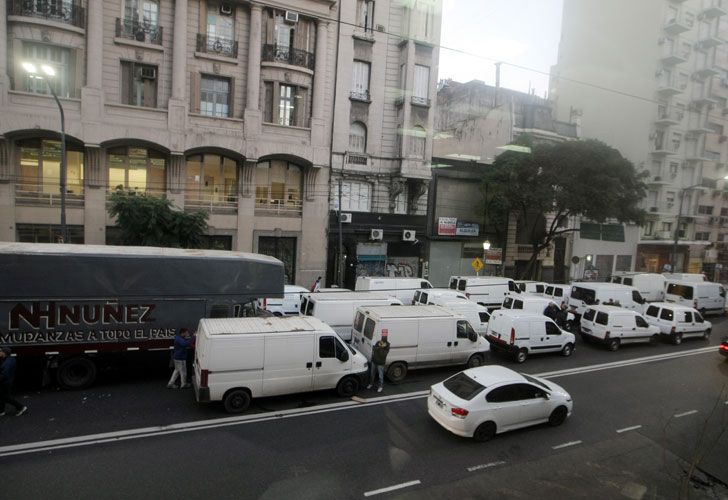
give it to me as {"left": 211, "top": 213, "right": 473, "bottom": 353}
{"left": 655, "top": 106, "right": 684, "bottom": 125}
{"left": 694, "top": 62, "right": 720, "bottom": 78}
{"left": 254, "top": 197, "right": 303, "bottom": 216}
{"left": 648, "top": 175, "right": 672, "bottom": 186}
{"left": 656, "top": 76, "right": 686, "bottom": 96}
{"left": 701, "top": 0, "right": 727, "bottom": 17}
{"left": 664, "top": 12, "right": 694, "bottom": 35}
{"left": 659, "top": 40, "right": 690, "bottom": 65}
{"left": 651, "top": 141, "right": 677, "bottom": 156}
{"left": 698, "top": 27, "right": 724, "bottom": 48}
{"left": 8, "top": 0, "right": 85, "bottom": 29}
{"left": 15, "top": 183, "right": 84, "bottom": 207}
{"left": 261, "top": 44, "right": 315, "bottom": 70}
{"left": 349, "top": 90, "right": 371, "bottom": 102}
{"left": 196, "top": 34, "right": 238, "bottom": 58}
{"left": 184, "top": 193, "right": 238, "bottom": 214}
{"left": 411, "top": 96, "right": 431, "bottom": 107}
{"left": 115, "top": 18, "right": 163, "bottom": 45}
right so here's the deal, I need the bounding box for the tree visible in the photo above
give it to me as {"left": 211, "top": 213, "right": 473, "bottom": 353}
{"left": 108, "top": 190, "right": 209, "bottom": 248}
{"left": 483, "top": 138, "right": 647, "bottom": 279}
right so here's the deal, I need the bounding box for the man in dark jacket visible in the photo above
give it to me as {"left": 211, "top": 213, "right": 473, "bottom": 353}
{"left": 367, "top": 333, "right": 391, "bottom": 393}
{"left": 167, "top": 328, "right": 194, "bottom": 389}
{"left": 0, "top": 347, "right": 27, "bottom": 416}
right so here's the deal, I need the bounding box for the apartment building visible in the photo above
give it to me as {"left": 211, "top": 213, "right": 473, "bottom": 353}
{"left": 0, "top": 0, "right": 338, "bottom": 285}
{"left": 551, "top": 0, "right": 728, "bottom": 277}
{"left": 326, "top": 0, "right": 441, "bottom": 288}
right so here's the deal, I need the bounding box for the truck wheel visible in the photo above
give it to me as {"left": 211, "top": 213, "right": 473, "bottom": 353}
{"left": 57, "top": 357, "right": 97, "bottom": 390}
{"left": 223, "top": 389, "right": 251, "bottom": 414}
{"left": 561, "top": 343, "right": 574, "bottom": 357}
{"left": 473, "top": 421, "right": 497, "bottom": 442}
{"left": 672, "top": 333, "right": 683, "bottom": 345}
{"left": 386, "top": 362, "right": 408, "bottom": 383}
{"left": 607, "top": 338, "right": 620, "bottom": 352}
{"left": 466, "top": 354, "right": 484, "bottom": 368}
{"left": 336, "top": 376, "right": 359, "bottom": 397}
{"left": 515, "top": 349, "right": 528, "bottom": 364}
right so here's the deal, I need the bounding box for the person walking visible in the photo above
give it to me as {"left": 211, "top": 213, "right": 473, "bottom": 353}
{"left": 310, "top": 276, "right": 322, "bottom": 292}
{"left": 367, "top": 333, "right": 391, "bottom": 393}
{"left": 0, "top": 348, "right": 27, "bottom": 416}
{"left": 167, "top": 328, "right": 194, "bottom": 389}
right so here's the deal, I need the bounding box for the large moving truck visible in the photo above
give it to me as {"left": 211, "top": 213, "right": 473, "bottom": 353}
{"left": 0, "top": 243, "right": 284, "bottom": 389}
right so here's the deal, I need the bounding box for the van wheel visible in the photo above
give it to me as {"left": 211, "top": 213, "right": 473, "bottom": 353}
{"left": 466, "top": 354, "right": 484, "bottom": 368}
{"left": 223, "top": 389, "right": 251, "bottom": 414}
{"left": 386, "top": 362, "right": 408, "bottom": 383}
{"left": 473, "top": 421, "right": 497, "bottom": 442}
{"left": 672, "top": 333, "right": 683, "bottom": 345}
{"left": 57, "top": 357, "right": 97, "bottom": 390}
{"left": 336, "top": 376, "right": 359, "bottom": 397}
{"left": 515, "top": 349, "right": 528, "bottom": 364}
{"left": 703, "top": 328, "right": 711, "bottom": 340}
{"left": 561, "top": 343, "right": 574, "bottom": 357}
{"left": 549, "top": 406, "right": 568, "bottom": 427}
{"left": 607, "top": 339, "right": 620, "bottom": 351}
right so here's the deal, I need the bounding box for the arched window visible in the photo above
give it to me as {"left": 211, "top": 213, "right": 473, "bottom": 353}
{"left": 17, "top": 138, "right": 84, "bottom": 198}
{"left": 107, "top": 146, "right": 166, "bottom": 195}
{"left": 185, "top": 153, "right": 238, "bottom": 206}
{"left": 410, "top": 125, "right": 426, "bottom": 158}
{"left": 349, "top": 122, "right": 367, "bottom": 153}
{"left": 255, "top": 160, "right": 303, "bottom": 214}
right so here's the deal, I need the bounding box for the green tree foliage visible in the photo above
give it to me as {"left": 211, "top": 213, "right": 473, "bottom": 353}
{"left": 108, "top": 190, "right": 209, "bottom": 248}
{"left": 483, "top": 138, "right": 647, "bottom": 279}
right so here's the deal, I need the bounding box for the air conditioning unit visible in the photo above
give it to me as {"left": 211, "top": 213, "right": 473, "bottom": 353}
{"left": 340, "top": 213, "right": 352, "bottom": 223}
{"left": 285, "top": 11, "right": 299, "bottom": 23}
{"left": 140, "top": 66, "right": 156, "bottom": 80}
{"left": 402, "top": 230, "right": 416, "bottom": 242}
{"left": 376, "top": 24, "right": 386, "bottom": 32}
{"left": 219, "top": 3, "right": 232, "bottom": 15}
{"left": 370, "top": 229, "right": 383, "bottom": 241}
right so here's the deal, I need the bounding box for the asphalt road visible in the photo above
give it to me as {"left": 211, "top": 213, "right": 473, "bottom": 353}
{"left": 1, "top": 318, "right": 727, "bottom": 499}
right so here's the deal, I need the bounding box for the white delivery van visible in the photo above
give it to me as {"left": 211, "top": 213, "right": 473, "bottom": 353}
{"left": 449, "top": 276, "right": 520, "bottom": 310}
{"left": 579, "top": 306, "right": 660, "bottom": 351}
{"left": 543, "top": 284, "right": 571, "bottom": 304}
{"left": 643, "top": 302, "right": 712, "bottom": 344}
{"left": 192, "top": 317, "right": 369, "bottom": 413}
{"left": 613, "top": 273, "right": 666, "bottom": 302}
{"left": 515, "top": 280, "right": 548, "bottom": 295}
{"left": 350, "top": 305, "right": 490, "bottom": 382}
{"left": 502, "top": 295, "right": 556, "bottom": 315}
{"left": 299, "top": 292, "right": 403, "bottom": 341}
{"left": 485, "top": 310, "right": 576, "bottom": 363}
{"left": 412, "top": 288, "right": 468, "bottom": 305}
{"left": 663, "top": 273, "right": 707, "bottom": 283}
{"left": 664, "top": 280, "right": 726, "bottom": 316}
{"left": 435, "top": 299, "right": 491, "bottom": 335}
{"left": 355, "top": 277, "right": 433, "bottom": 303}
{"left": 568, "top": 283, "right": 646, "bottom": 316}
{"left": 257, "top": 284, "right": 309, "bottom": 315}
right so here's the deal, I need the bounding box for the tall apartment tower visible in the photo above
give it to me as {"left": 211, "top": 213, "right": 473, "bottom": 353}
{"left": 327, "top": 0, "right": 442, "bottom": 288}
{"left": 551, "top": 0, "right": 728, "bottom": 275}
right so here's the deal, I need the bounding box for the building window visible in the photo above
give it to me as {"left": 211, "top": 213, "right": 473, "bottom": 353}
{"left": 258, "top": 236, "right": 297, "bottom": 284}
{"left": 410, "top": 125, "right": 426, "bottom": 158}
{"left": 185, "top": 154, "right": 238, "bottom": 205}
{"left": 275, "top": 15, "right": 294, "bottom": 52}
{"left": 413, "top": 65, "right": 430, "bottom": 105}
{"left": 722, "top": 207, "right": 728, "bottom": 216}
{"left": 255, "top": 160, "right": 302, "bottom": 214}
{"left": 643, "top": 221, "right": 654, "bottom": 236}
{"left": 394, "top": 185, "right": 408, "bottom": 215}
{"left": 671, "top": 132, "right": 682, "bottom": 152}
{"left": 120, "top": 62, "right": 158, "bottom": 108}
{"left": 695, "top": 232, "right": 711, "bottom": 241}
{"left": 351, "top": 60, "right": 371, "bottom": 101}
{"left": 698, "top": 205, "right": 713, "bottom": 215}
{"left": 279, "top": 84, "right": 296, "bottom": 126}
{"left": 205, "top": 1, "right": 235, "bottom": 55}
{"left": 349, "top": 122, "right": 367, "bottom": 153}
{"left": 666, "top": 191, "right": 676, "bottom": 205}
{"left": 409, "top": 0, "right": 435, "bottom": 40}
{"left": 17, "top": 224, "right": 84, "bottom": 244}
{"left": 662, "top": 222, "right": 673, "bottom": 232}
{"left": 21, "top": 43, "right": 72, "bottom": 97}
{"left": 17, "top": 139, "right": 84, "bottom": 198}
{"left": 357, "top": 0, "right": 375, "bottom": 31}
{"left": 200, "top": 75, "right": 231, "bottom": 118}
{"left": 107, "top": 146, "right": 166, "bottom": 195}
{"left": 124, "top": 0, "right": 159, "bottom": 26}
{"left": 264, "top": 83, "right": 309, "bottom": 127}
{"left": 615, "top": 255, "right": 632, "bottom": 272}
{"left": 331, "top": 180, "right": 372, "bottom": 212}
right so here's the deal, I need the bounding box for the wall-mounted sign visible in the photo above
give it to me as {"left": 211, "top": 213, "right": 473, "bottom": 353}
{"left": 484, "top": 248, "right": 503, "bottom": 265}
{"left": 456, "top": 221, "right": 480, "bottom": 236}
{"left": 437, "top": 217, "right": 457, "bottom": 236}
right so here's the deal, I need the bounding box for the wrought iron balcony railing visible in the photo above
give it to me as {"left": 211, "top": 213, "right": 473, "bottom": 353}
{"left": 8, "top": 0, "right": 85, "bottom": 28}
{"left": 115, "top": 17, "right": 163, "bottom": 45}
{"left": 261, "top": 44, "right": 315, "bottom": 70}
{"left": 196, "top": 34, "right": 238, "bottom": 57}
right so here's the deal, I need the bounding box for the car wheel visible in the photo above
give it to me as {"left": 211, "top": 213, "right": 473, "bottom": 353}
{"left": 466, "top": 354, "right": 484, "bottom": 368}
{"left": 386, "top": 362, "right": 408, "bottom": 383}
{"left": 607, "top": 338, "right": 620, "bottom": 351}
{"left": 473, "top": 421, "right": 497, "bottom": 442}
{"left": 223, "top": 389, "right": 251, "bottom": 414}
{"left": 336, "top": 376, "right": 359, "bottom": 397}
{"left": 515, "top": 349, "right": 528, "bottom": 364}
{"left": 565, "top": 320, "right": 575, "bottom": 333}
{"left": 703, "top": 328, "right": 711, "bottom": 340}
{"left": 548, "top": 406, "right": 568, "bottom": 427}
{"left": 673, "top": 333, "right": 683, "bottom": 345}
{"left": 561, "top": 343, "right": 574, "bottom": 357}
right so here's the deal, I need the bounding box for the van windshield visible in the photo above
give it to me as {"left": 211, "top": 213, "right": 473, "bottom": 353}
{"left": 571, "top": 287, "right": 596, "bottom": 304}
{"left": 545, "top": 286, "right": 554, "bottom": 296}
{"left": 443, "top": 372, "right": 486, "bottom": 401}
{"left": 667, "top": 283, "right": 693, "bottom": 300}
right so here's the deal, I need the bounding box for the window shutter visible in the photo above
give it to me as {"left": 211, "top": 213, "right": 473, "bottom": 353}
{"left": 143, "top": 71, "right": 157, "bottom": 108}
{"left": 198, "top": 0, "right": 208, "bottom": 35}
{"left": 293, "top": 18, "right": 308, "bottom": 52}
{"left": 228, "top": 77, "right": 235, "bottom": 118}
{"left": 190, "top": 72, "right": 201, "bottom": 113}
{"left": 414, "top": 65, "right": 429, "bottom": 98}
{"left": 265, "top": 10, "right": 275, "bottom": 44}
{"left": 121, "top": 62, "right": 132, "bottom": 104}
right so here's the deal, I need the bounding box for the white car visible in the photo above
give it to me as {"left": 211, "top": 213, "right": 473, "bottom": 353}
{"left": 428, "top": 366, "right": 573, "bottom": 442}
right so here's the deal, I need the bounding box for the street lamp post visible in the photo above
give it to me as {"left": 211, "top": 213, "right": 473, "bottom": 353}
{"left": 22, "top": 62, "right": 67, "bottom": 243}
{"left": 482, "top": 240, "right": 491, "bottom": 277}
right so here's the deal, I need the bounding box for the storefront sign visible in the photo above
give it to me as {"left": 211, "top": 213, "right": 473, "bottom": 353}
{"left": 484, "top": 248, "right": 503, "bottom": 265}
{"left": 456, "top": 221, "right": 480, "bottom": 236}
{"left": 437, "top": 217, "right": 457, "bottom": 236}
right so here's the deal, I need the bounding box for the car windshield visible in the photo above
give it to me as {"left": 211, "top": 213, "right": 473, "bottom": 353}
{"left": 443, "top": 372, "right": 487, "bottom": 401}
{"left": 521, "top": 373, "right": 550, "bottom": 391}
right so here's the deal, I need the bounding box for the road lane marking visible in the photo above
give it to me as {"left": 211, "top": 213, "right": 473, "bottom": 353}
{"left": 616, "top": 425, "right": 642, "bottom": 433}
{"left": 552, "top": 440, "right": 582, "bottom": 450}
{"left": 674, "top": 410, "right": 698, "bottom": 418}
{"left": 467, "top": 461, "right": 506, "bottom": 472}
{"left": 363, "top": 480, "right": 421, "bottom": 497}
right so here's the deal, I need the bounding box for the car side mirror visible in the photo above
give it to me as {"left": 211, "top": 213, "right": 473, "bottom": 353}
{"left": 542, "top": 392, "right": 551, "bottom": 400}
{"left": 468, "top": 332, "right": 478, "bottom": 342}
{"left": 337, "top": 351, "right": 349, "bottom": 362}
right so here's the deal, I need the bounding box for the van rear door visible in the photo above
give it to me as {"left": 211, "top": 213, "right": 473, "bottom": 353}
{"left": 262, "top": 334, "right": 314, "bottom": 397}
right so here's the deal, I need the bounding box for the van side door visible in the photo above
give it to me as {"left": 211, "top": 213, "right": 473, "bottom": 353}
{"left": 417, "top": 318, "right": 455, "bottom": 364}
{"left": 527, "top": 320, "right": 549, "bottom": 352}
{"left": 313, "top": 334, "right": 351, "bottom": 391}
{"left": 262, "top": 334, "right": 315, "bottom": 397}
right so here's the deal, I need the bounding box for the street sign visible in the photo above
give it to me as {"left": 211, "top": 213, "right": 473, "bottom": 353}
{"left": 471, "top": 257, "right": 484, "bottom": 273}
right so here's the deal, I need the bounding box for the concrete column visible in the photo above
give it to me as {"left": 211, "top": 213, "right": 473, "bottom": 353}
{"left": 86, "top": 0, "right": 103, "bottom": 88}
{"left": 312, "top": 21, "right": 328, "bottom": 120}
{"left": 246, "top": 5, "right": 262, "bottom": 110}
{"left": 236, "top": 160, "right": 257, "bottom": 252}
{"left": 0, "top": 0, "right": 8, "bottom": 103}
{"left": 172, "top": 0, "right": 188, "bottom": 99}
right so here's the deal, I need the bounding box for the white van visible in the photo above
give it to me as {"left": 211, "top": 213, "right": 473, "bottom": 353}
{"left": 568, "top": 283, "right": 646, "bottom": 316}
{"left": 502, "top": 295, "right": 556, "bottom": 315}
{"left": 643, "top": 302, "right": 712, "bottom": 344}
{"left": 192, "top": 317, "right": 369, "bottom": 413}
{"left": 664, "top": 280, "right": 726, "bottom": 316}
{"left": 663, "top": 273, "right": 707, "bottom": 283}
{"left": 579, "top": 306, "right": 659, "bottom": 351}
{"left": 448, "top": 276, "right": 520, "bottom": 310}
{"left": 515, "top": 280, "right": 548, "bottom": 295}
{"left": 257, "top": 284, "right": 309, "bottom": 315}
{"left": 355, "top": 277, "right": 433, "bottom": 303}
{"left": 435, "top": 299, "right": 491, "bottom": 335}
{"left": 610, "top": 273, "right": 666, "bottom": 302}
{"left": 485, "top": 310, "right": 576, "bottom": 363}
{"left": 412, "top": 288, "right": 468, "bottom": 305}
{"left": 543, "top": 284, "right": 571, "bottom": 303}
{"left": 299, "top": 292, "right": 403, "bottom": 341}
{"left": 350, "top": 305, "right": 490, "bottom": 382}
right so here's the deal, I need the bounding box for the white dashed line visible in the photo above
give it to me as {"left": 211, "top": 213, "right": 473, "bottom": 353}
{"left": 363, "top": 480, "right": 421, "bottom": 497}
{"left": 552, "top": 440, "right": 582, "bottom": 450}
{"left": 616, "top": 425, "right": 642, "bottom": 433}
{"left": 674, "top": 410, "right": 698, "bottom": 418}
{"left": 467, "top": 461, "right": 506, "bottom": 472}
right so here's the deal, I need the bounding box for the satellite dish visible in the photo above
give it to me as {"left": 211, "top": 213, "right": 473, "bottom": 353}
{"left": 571, "top": 256, "right": 580, "bottom": 264}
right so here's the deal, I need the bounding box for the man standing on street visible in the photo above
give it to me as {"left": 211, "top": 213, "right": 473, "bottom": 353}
{"left": 0, "top": 347, "right": 27, "bottom": 416}
{"left": 367, "top": 332, "right": 390, "bottom": 393}
{"left": 168, "top": 328, "right": 194, "bottom": 389}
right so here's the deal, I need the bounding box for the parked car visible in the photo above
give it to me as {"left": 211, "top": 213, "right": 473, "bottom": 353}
{"left": 257, "top": 284, "right": 309, "bottom": 315}
{"left": 643, "top": 302, "right": 711, "bottom": 345}
{"left": 355, "top": 277, "right": 433, "bottom": 303}
{"left": 485, "top": 310, "right": 576, "bottom": 363}
{"left": 579, "top": 306, "right": 659, "bottom": 351}
{"left": 427, "top": 365, "right": 573, "bottom": 442}
{"left": 664, "top": 280, "right": 726, "bottom": 316}
{"left": 720, "top": 337, "right": 728, "bottom": 359}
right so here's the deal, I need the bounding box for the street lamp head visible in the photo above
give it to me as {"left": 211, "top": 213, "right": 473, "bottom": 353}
{"left": 483, "top": 241, "right": 491, "bottom": 251}
{"left": 21, "top": 62, "right": 38, "bottom": 74}
{"left": 40, "top": 65, "right": 56, "bottom": 77}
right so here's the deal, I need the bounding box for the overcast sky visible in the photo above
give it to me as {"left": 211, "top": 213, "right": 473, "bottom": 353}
{"left": 438, "top": 0, "right": 564, "bottom": 98}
